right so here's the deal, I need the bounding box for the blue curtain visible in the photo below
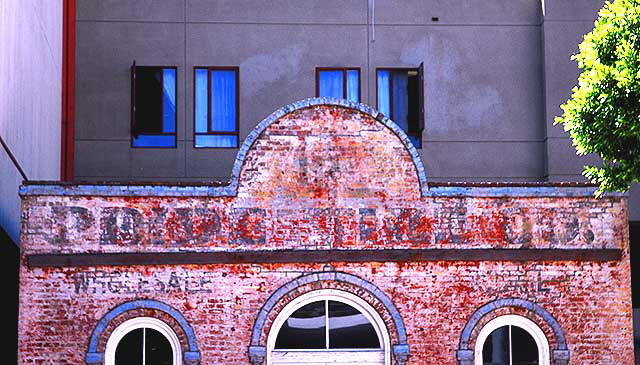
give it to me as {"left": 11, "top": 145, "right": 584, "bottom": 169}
{"left": 195, "top": 135, "right": 238, "bottom": 148}
{"left": 319, "top": 70, "right": 344, "bottom": 99}
{"left": 133, "top": 135, "right": 175, "bottom": 147}
{"left": 346, "top": 70, "right": 359, "bottom": 102}
{"left": 194, "top": 68, "right": 208, "bottom": 133}
{"left": 377, "top": 70, "right": 391, "bottom": 117}
{"left": 392, "top": 71, "right": 408, "bottom": 132}
{"left": 211, "top": 70, "right": 237, "bottom": 132}
{"left": 162, "top": 68, "right": 176, "bottom": 133}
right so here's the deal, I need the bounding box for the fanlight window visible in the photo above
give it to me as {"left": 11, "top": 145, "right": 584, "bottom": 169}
{"left": 275, "top": 299, "right": 381, "bottom": 350}
{"left": 116, "top": 327, "right": 173, "bottom": 365}
{"left": 268, "top": 290, "right": 389, "bottom": 365}
{"left": 475, "top": 315, "right": 550, "bottom": 365}
{"left": 482, "top": 325, "right": 538, "bottom": 365}
{"left": 105, "top": 317, "right": 182, "bottom": 365}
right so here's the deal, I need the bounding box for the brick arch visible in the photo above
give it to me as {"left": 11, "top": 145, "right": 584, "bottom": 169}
{"left": 223, "top": 97, "right": 428, "bottom": 197}
{"left": 85, "top": 299, "right": 200, "bottom": 365}
{"left": 248, "top": 271, "right": 410, "bottom": 365}
{"left": 456, "top": 298, "right": 569, "bottom": 365}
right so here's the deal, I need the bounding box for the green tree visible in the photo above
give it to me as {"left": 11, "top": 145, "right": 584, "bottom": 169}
{"left": 555, "top": 0, "right": 640, "bottom": 196}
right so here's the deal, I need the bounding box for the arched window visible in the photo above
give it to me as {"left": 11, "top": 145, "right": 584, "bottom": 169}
{"left": 105, "top": 317, "right": 182, "bottom": 365}
{"left": 267, "top": 289, "right": 391, "bottom": 365}
{"left": 474, "top": 315, "right": 550, "bottom": 365}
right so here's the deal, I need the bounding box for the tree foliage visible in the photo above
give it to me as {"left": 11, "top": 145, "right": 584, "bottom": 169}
{"left": 555, "top": 0, "right": 640, "bottom": 196}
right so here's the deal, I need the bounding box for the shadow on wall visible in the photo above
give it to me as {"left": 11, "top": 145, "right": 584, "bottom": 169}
{"left": 631, "top": 222, "right": 640, "bottom": 364}
{"left": 0, "top": 226, "right": 18, "bottom": 365}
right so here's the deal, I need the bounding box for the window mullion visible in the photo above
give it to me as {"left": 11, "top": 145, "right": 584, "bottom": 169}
{"left": 325, "top": 300, "right": 330, "bottom": 350}
{"left": 389, "top": 71, "right": 394, "bottom": 120}
{"left": 342, "top": 69, "right": 347, "bottom": 100}
{"left": 142, "top": 327, "right": 147, "bottom": 365}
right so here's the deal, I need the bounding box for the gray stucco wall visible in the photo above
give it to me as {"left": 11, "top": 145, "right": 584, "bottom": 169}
{"left": 72, "top": 0, "right": 639, "bottom": 219}
{"left": 0, "top": 0, "right": 62, "bottom": 243}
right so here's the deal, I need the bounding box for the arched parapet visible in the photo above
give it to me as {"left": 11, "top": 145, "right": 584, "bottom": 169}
{"left": 248, "top": 270, "right": 410, "bottom": 365}
{"left": 226, "top": 97, "right": 428, "bottom": 198}
{"left": 85, "top": 299, "right": 200, "bottom": 365}
{"left": 457, "top": 298, "right": 569, "bottom": 365}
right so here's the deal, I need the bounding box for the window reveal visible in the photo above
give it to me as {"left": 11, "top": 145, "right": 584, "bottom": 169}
{"left": 131, "top": 63, "right": 177, "bottom": 148}
{"left": 194, "top": 67, "right": 239, "bottom": 148}
{"left": 316, "top": 68, "right": 360, "bottom": 102}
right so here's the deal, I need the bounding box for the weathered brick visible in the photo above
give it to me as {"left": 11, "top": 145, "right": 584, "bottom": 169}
{"left": 18, "top": 104, "right": 633, "bottom": 364}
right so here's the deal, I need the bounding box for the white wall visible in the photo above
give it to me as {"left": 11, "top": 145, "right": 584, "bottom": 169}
{"left": 0, "top": 0, "right": 62, "bottom": 244}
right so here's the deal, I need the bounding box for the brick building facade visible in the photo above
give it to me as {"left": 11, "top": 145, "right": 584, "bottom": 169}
{"left": 19, "top": 100, "right": 633, "bottom": 364}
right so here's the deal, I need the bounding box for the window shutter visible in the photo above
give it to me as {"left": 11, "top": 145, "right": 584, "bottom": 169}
{"left": 417, "top": 62, "right": 424, "bottom": 132}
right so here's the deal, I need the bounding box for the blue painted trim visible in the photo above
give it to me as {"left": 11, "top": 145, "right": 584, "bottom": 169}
{"left": 20, "top": 183, "right": 613, "bottom": 198}
{"left": 458, "top": 298, "right": 567, "bottom": 351}
{"left": 85, "top": 352, "right": 103, "bottom": 365}
{"left": 21, "top": 97, "right": 430, "bottom": 197}
{"left": 86, "top": 299, "right": 199, "bottom": 362}
{"left": 249, "top": 271, "right": 408, "bottom": 347}
{"left": 20, "top": 184, "right": 235, "bottom": 197}
{"left": 426, "top": 186, "right": 619, "bottom": 197}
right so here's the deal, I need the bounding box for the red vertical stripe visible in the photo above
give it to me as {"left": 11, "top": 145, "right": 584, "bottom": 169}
{"left": 61, "top": 0, "right": 75, "bottom": 181}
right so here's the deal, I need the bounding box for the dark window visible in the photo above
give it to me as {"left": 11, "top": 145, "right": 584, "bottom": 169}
{"left": 328, "top": 300, "right": 380, "bottom": 348}
{"left": 275, "top": 301, "right": 326, "bottom": 349}
{"left": 115, "top": 327, "right": 172, "bottom": 365}
{"left": 274, "top": 300, "right": 380, "bottom": 350}
{"left": 482, "top": 325, "right": 538, "bottom": 365}
{"left": 194, "top": 67, "right": 239, "bottom": 148}
{"left": 376, "top": 64, "right": 424, "bottom": 148}
{"left": 316, "top": 68, "right": 360, "bottom": 102}
{"left": 131, "top": 63, "right": 177, "bottom": 148}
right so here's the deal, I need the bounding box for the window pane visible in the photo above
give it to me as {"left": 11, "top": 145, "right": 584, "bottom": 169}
{"left": 319, "top": 70, "right": 344, "bottom": 99}
{"left": 408, "top": 134, "right": 421, "bottom": 149}
{"left": 135, "top": 68, "right": 163, "bottom": 134}
{"left": 275, "top": 301, "right": 326, "bottom": 349}
{"left": 392, "top": 71, "right": 409, "bottom": 132}
{"left": 115, "top": 328, "right": 143, "bottom": 365}
{"left": 162, "top": 68, "right": 176, "bottom": 133}
{"left": 145, "top": 328, "right": 173, "bottom": 365}
{"left": 346, "top": 70, "right": 359, "bottom": 102}
{"left": 406, "top": 70, "right": 420, "bottom": 133}
{"left": 195, "top": 68, "right": 208, "bottom": 133}
{"left": 211, "top": 70, "right": 237, "bottom": 132}
{"left": 328, "top": 301, "right": 380, "bottom": 349}
{"left": 377, "top": 70, "right": 391, "bottom": 117}
{"left": 132, "top": 135, "right": 176, "bottom": 147}
{"left": 482, "top": 326, "right": 509, "bottom": 365}
{"left": 511, "top": 326, "right": 539, "bottom": 365}
{"left": 195, "top": 135, "right": 238, "bottom": 148}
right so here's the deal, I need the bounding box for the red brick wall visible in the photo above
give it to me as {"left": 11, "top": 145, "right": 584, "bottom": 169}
{"left": 18, "top": 261, "right": 633, "bottom": 364}
{"left": 18, "top": 104, "right": 633, "bottom": 364}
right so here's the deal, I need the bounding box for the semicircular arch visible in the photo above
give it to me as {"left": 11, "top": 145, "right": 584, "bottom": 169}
{"left": 226, "top": 97, "right": 428, "bottom": 197}
{"left": 85, "top": 299, "right": 200, "bottom": 365}
{"left": 248, "top": 271, "right": 410, "bottom": 365}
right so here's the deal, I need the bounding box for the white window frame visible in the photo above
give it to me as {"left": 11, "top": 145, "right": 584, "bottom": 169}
{"left": 267, "top": 289, "right": 391, "bottom": 365}
{"left": 104, "top": 316, "right": 182, "bottom": 365}
{"left": 474, "top": 314, "right": 550, "bottom": 365}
